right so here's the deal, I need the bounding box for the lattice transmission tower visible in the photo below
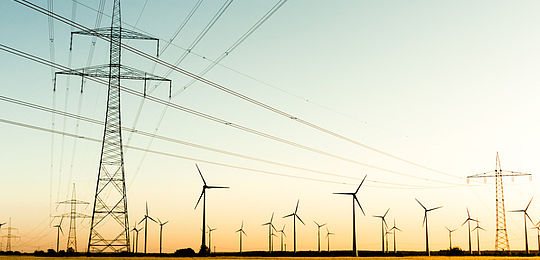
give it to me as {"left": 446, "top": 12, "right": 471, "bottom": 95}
{"left": 2, "top": 218, "right": 20, "bottom": 251}
{"left": 467, "top": 152, "right": 531, "bottom": 251}
{"left": 57, "top": 184, "right": 89, "bottom": 252}
{"left": 54, "top": 0, "right": 171, "bottom": 253}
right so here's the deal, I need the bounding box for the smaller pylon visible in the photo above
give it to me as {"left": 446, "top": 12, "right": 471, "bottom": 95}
{"left": 2, "top": 218, "right": 20, "bottom": 251}
{"left": 57, "top": 183, "right": 90, "bottom": 252}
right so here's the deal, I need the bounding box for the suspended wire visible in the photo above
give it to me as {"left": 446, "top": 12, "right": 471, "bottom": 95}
{"left": 174, "top": 0, "right": 288, "bottom": 95}
{"left": 72, "top": 0, "right": 372, "bottom": 139}
{"left": 158, "top": 0, "right": 204, "bottom": 57}
{"left": 0, "top": 43, "right": 465, "bottom": 186}
{"left": 46, "top": 0, "right": 56, "bottom": 225}
{"left": 56, "top": 0, "right": 77, "bottom": 208}
{"left": 133, "top": 0, "right": 148, "bottom": 27}
{"left": 0, "top": 117, "right": 464, "bottom": 190}
{"left": 15, "top": 0, "right": 462, "bottom": 181}
{"left": 0, "top": 94, "right": 462, "bottom": 190}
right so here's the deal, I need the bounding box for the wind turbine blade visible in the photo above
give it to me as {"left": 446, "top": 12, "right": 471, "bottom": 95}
{"left": 428, "top": 206, "right": 443, "bottom": 211}
{"left": 194, "top": 189, "right": 205, "bottom": 210}
{"left": 383, "top": 208, "right": 390, "bottom": 218}
{"left": 322, "top": 223, "right": 326, "bottom": 227}
{"left": 207, "top": 185, "right": 230, "bottom": 189}
{"left": 415, "top": 198, "right": 426, "bottom": 210}
{"left": 509, "top": 210, "right": 523, "bottom": 213}
{"left": 355, "top": 174, "right": 367, "bottom": 194}
{"left": 422, "top": 214, "right": 426, "bottom": 227}
{"left": 271, "top": 212, "right": 274, "bottom": 222}
{"left": 467, "top": 208, "right": 470, "bottom": 218}
{"left": 146, "top": 201, "right": 149, "bottom": 215}
{"left": 446, "top": 226, "right": 450, "bottom": 231}
{"left": 59, "top": 226, "right": 63, "bottom": 235}
{"left": 148, "top": 216, "right": 158, "bottom": 223}
{"left": 295, "top": 200, "right": 300, "bottom": 214}
{"left": 272, "top": 223, "right": 277, "bottom": 231}
{"left": 138, "top": 217, "right": 145, "bottom": 225}
{"left": 314, "top": 220, "right": 319, "bottom": 226}
{"left": 383, "top": 219, "right": 388, "bottom": 228}
{"left": 157, "top": 218, "right": 161, "bottom": 224}
{"left": 296, "top": 214, "right": 305, "bottom": 225}
{"left": 163, "top": 221, "right": 169, "bottom": 225}
{"left": 526, "top": 197, "right": 534, "bottom": 212}
{"left": 283, "top": 213, "right": 294, "bottom": 218}
{"left": 195, "top": 163, "right": 206, "bottom": 185}
{"left": 526, "top": 212, "right": 534, "bottom": 223}
{"left": 461, "top": 219, "right": 468, "bottom": 226}
{"left": 354, "top": 196, "right": 365, "bottom": 215}
{"left": 242, "top": 230, "right": 247, "bottom": 236}
{"left": 333, "top": 192, "right": 353, "bottom": 195}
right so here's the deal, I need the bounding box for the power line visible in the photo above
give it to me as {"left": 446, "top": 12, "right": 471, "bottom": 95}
{"left": 0, "top": 43, "right": 462, "bottom": 185}
{"left": 0, "top": 94, "right": 457, "bottom": 190}
{"left": 15, "top": 0, "right": 460, "bottom": 180}
{"left": 46, "top": 0, "right": 56, "bottom": 226}
{"left": 0, "top": 117, "right": 463, "bottom": 190}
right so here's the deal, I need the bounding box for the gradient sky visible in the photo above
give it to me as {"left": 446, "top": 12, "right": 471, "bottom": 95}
{"left": 1, "top": 0, "right": 540, "bottom": 254}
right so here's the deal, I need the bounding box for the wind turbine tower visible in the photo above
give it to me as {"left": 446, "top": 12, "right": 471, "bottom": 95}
{"left": 467, "top": 152, "right": 530, "bottom": 251}
{"left": 278, "top": 224, "right": 286, "bottom": 252}
{"left": 509, "top": 197, "right": 534, "bottom": 254}
{"left": 157, "top": 218, "right": 168, "bottom": 254}
{"left": 389, "top": 220, "right": 401, "bottom": 253}
{"left": 334, "top": 175, "right": 367, "bottom": 257}
{"left": 53, "top": 217, "right": 64, "bottom": 252}
{"left": 194, "top": 164, "right": 229, "bottom": 254}
{"left": 207, "top": 225, "right": 217, "bottom": 254}
{"left": 53, "top": 0, "right": 172, "bottom": 252}
{"left": 326, "top": 227, "right": 334, "bottom": 252}
{"left": 138, "top": 202, "right": 157, "bottom": 254}
{"left": 283, "top": 200, "right": 305, "bottom": 253}
{"left": 373, "top": 208, "right": 390, "bottom": 253}
{"left": 462, "top": 208, "right": 478, "bottom": 254}
{"left": 445, "top": 227, "right": 457, "bottom": 250}
{"left": 416, "top": 198, "right": 442, "bottom": 256}
{"left": 473, "top": 220, "right": 485, "bottom": 255}
{"left": 313, "top": 221, "right": 326, "bottom": 252}
{"left": 262, "top": 213, "right": 277, "bottom": 252}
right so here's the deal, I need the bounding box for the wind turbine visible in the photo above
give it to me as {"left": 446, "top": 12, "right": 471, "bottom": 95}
{"left": 207, "top": 225, "right": 217, "bottom": 254}
{"left": 416, "top": 198, "right": 442, "bottom": 256}
{"left": 472, "top": 221, "right": 485, "bottom": 255}
{"left": 445, "top": 226, "right": 458, "bottom": 250}
{"left": 326, "top": 227, "right": 335, "bottom": 252}
{"left": 283, "top": 200, "right": 305, "bottom": 253}
{"left": 157, "top": 218, "right": 168, "bottom": 254}
{"left": 236, "top": 221, "right": 247, "bottom": 253}
{"left": 334, "top": 175, "right": 367, "bottom": 257}
{"left": 531, "top": 221, "right": 540, "bottom": 252}
{"left": 314, "top": 221, "right": 326, "bottom": 252}
{"left": 509, "top": 197, "right": 534, "bottom": 254}
{"left": 131, "top": 224, "right": 143, "bottom": 253}
{"left": 193, "top": 164, "right": 229, "bottom": 254}
{"left": 373, "top": 208, "right": 390, "bottom": 253}
{"left": 277, "top": 224, "right": 286, "bottom": 251}
{"left": 461, "top": 208, "right": 477, "bottom": 254}
{"left": 139, "top": 202, "right": 157, "bottom": 254}
{"left": 53, "top": 217, "right": 64, "bottom": 252}
{"left": 389, "top": 219, "right": 402, "bottom": 253}
{"left": 262, "top": 212, "right": 277, "bottom": 252}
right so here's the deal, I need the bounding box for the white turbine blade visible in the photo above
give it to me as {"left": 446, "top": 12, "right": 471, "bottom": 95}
{"left": 383, "top": 208, "right": 390, "bottom": 218}
{"left": 195, "top": 163, "right": 207, "bottom": 185}
{"left": 415, "top": 198, "right": 426, "bottom": 210}
{"left": 283, "top": 213, "right": 294, "bottom": 218}
{"left": 194, "top": 188, "right": 205, "bottom": 209}
{"left": 526, "top": 197, "right": 534, "bottom": 212}
{"left": 354, "top": 196, "right": 365, "bottom": 215}
{"left": 355, "top": 175, "right": 367, "bottom": 194}
{"left": 295, "top": 200, "right": 300, "bottom": 214}
{"left": 296, "top": 214, "right": 305, "bottom": 225}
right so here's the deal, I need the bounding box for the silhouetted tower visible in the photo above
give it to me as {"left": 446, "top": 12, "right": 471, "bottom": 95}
{"left": 57, "top": 183, "right": 89, "bottom": 252}
{"left": 53, "top": 0, "right": 171, "bottom": 253}
{"left": 3, "top": 218, "right": 19, "bottom": 251}
{"left": 467, "top": 152, "right": 530, "bottom": 251}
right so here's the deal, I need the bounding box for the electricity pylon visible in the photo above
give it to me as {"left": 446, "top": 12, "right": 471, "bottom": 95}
{"left": 53, "top": 0, "right": 171, "bottom": 253}
{"left": 2, "top": 218, "right": 20, "bottom": 251}
{"left": 57, "top": 183, "right": 89, "bottom": 252}
{"left": 467, "top": 152, "right": 531, "bottom": 251}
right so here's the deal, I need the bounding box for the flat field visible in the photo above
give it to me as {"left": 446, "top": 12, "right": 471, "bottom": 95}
{"left": 4, "top": 257, "right": 540, "bottom": 260}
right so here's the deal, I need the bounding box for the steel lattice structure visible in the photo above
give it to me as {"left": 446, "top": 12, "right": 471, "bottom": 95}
{"left": 467, "top": 153, "right": 531, "bottom": 251}
{"left": 54, "top": 0, "right": 170, "bottom": 253}
{"left": 57, "top": 184, "right": 89, "bottom": 252}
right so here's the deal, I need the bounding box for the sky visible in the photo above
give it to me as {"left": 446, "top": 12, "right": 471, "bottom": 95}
{"left": 1, "top": 0, "right": 540, "bottom": 254}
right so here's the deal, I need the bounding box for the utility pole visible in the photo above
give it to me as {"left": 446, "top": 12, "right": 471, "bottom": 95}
{"left": 57, "top": 183, "right": 89, "bottom": 252}
{"left": 467, "top": 152, "right": 531, "bottom": 251}
{"left": 54, "top": 0, "right": 171, "bottom": 253}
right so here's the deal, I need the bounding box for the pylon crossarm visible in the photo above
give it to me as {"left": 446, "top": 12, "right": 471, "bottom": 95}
{"left": 468, "top": 171, "right": 531, "bottom": 178}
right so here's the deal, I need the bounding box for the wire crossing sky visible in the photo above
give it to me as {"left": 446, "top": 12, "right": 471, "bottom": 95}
{"left": 1, "top": 0, "right": 540, "bottom": 254}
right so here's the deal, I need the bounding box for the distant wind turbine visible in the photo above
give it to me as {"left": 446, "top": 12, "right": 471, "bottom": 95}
{"left": 236, "top": 221, "right": 247, "bottom": 253}
{"left": 389, "top": 219, "right": 402, "bottom": 253}
{"left": 314, "top": 221, "right": 326, "bottom": 252}
{"left": 445, "top": 226, "right": 458, "bottom": 250}
{"left": 283, "top": 200, "right": 305, "bottom": 253}
{"left": 373, "top": 208, "right": 390, "bottom": 253}
{"left": 531, "top": 221, "right": 540, "bottom": 252}
{"left": 157, "top": 218, "right": 168, "bottom": 254}
{"left": 416, "top": 198, "right": 442, "bottom": 256}
{"left": 277, "top": 224, "right": 286, "bottom": 252}
{"left": 207, "top": 225, "right": 217, "bottom": 254}
{"left": 139, "top": 202, "right": 157, "bottom": 254}
{"left": 131, "top": 224, "right": 143, "bottom": 253}
{"left": 53, "top": 217, "right": 64, "bottom": 252}
{"left": 462, "top": 208, "right": 477, "bottom": 254}
{"left": 326, "top": 227, "right": 335, "bottom": 252}
{"left": 509, "top": 197, "right": 534, "bottom": 254}
{"left": 472, "top": 220, "right": 485, "bottom": 255}
{"left": 334, "top": 175, "right": 367, "bottom": 257}
{"left": 193, "top": 164, "right": 229, "bottom": 254}
{"left": 262, "top": 212, "right": 277, "bottom": 252}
